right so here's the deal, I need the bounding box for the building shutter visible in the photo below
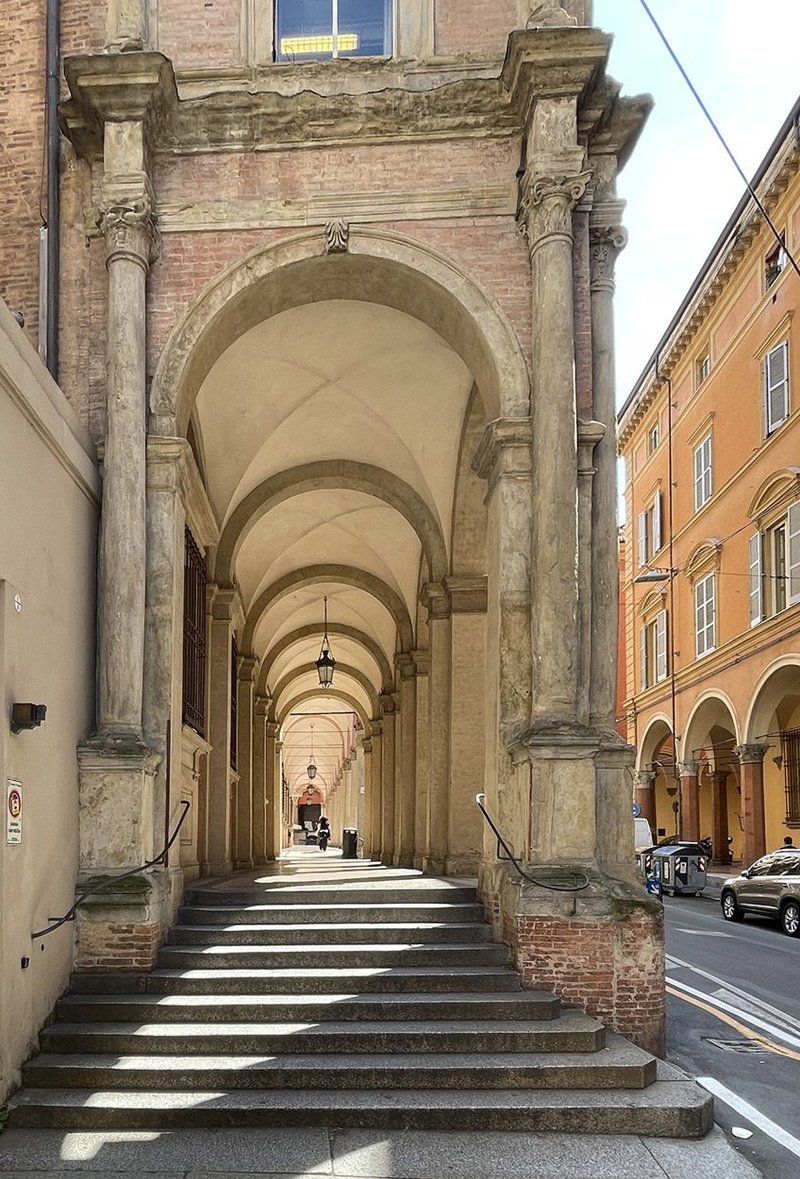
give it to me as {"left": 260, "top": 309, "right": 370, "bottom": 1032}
{"left": 788, "top": 501, "right": 800, "bottom": 605}
{"left": 765, "top": 341, "right": 789, "bottom": 433}
{"left": 655, "top": 609, "right": 668, "bottom": 682}
{"left": 693, "top": 443, "right": 703, "bottom": 511}
{"left": 640, "top": 625, "right": 648, "bottom": 690}
{"left": 652, "top": 492, "right": 662, "bottom": 553}
{"left": 637, "top": 511, "right": 647, "bottom": 567}
{"left": 749, "top": 532, "right": 763, "bottom": 625}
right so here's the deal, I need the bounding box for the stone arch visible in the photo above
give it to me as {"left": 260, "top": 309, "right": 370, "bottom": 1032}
{"left": 744, "top": 656, "right": 800, "bottom": 744}
{"left": 258, "top": 624, "right": 393, "bottom": 696}
{"left": 215, "top": 461, "right": 448, "bottom": 586}
{"left": 149, "top": 227, "right": 530, "bottom": 436}
{"left": 242, "top": 564, "right": 414, "bottom": 653}
{"left": 270, "top": 663, "right": 379, "bottom": 721}
{"left": 277, "top": 689, "right": 370, "bottom": 730}
{"left": 637, "top": 713, "right": 674, "bottom": 773}
{"left": 682, "top": 690, "right": 741, "bottom": 766}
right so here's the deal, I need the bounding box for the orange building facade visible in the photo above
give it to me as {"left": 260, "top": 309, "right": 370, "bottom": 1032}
{"left": 619, "top": 98, "right": 800, "bottom": 868}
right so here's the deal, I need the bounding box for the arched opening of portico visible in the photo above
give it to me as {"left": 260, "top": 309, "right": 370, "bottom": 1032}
{"left": 746, "top": 660, "right": 800, "bottom": 855}
{"left": 682, "top": 695, "right": 741, "bottom": 863}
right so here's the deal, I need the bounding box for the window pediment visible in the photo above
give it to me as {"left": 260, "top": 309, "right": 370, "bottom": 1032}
{"left": 684, "top": 538, "right": 722, "bottom": 583}
{"left": 748, "top": 467, "right": 800, "bottom": 523}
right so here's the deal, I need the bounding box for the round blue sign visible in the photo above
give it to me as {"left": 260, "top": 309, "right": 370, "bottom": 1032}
{"left": 632, "top": 802, "right": 641, "bottom": 817}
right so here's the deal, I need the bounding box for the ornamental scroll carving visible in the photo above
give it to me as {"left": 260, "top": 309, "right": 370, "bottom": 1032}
{"left": 525, "top": 3, "right": 578, "bottom": 27}
{"left": 98, "top": 199, "right": 160, "bottom": 268}
{"left": 519, "top": 172, "right": 591, "bottom": 253}
{"left": 589, "top": 224, "right": 628, "bottom": 292}
{"left": 324, "top": 219, "right": 350, "bottom": 253}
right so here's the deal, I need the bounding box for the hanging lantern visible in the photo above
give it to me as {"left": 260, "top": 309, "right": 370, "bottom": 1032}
{"left": 306, "top": 723, "right": 317, "bottom": 780}
{"left": 315, "top": 596, "right": 336, "bottom": 687}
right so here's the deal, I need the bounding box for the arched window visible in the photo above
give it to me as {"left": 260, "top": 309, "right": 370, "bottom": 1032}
{"left": 275, "top": 0, "right": 393, "bottom": 61}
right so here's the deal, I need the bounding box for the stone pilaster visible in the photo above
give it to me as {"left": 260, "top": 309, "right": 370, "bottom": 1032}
{"left": 361, "top": 738, "right": 374, "bottom": 860}
{"left": 589, "top": 211, "right": 628, "bottom": 730}
{"left": 379, "top": 693, "right": 396, "bottom": 863}
{"left": 273, "top": 737, "right": 285, "bottom": 853}
{"left": 421, "top": 584, "right": 451, "bottom": 876}
{"left": 394, "top": 654, "right": 417, "bottom": 867}
{"left": 234, "top": 656, "right": 257, "bottom": 868}
{"left": 679, "top": 760, "right": 700, "bottom": 841}
{"left": 265, "top": 722, "right": 281, "bottom": 860}
{"left": 734, "top": 744, "right": 768, "bottom": 865}
{"left": 204, "top": 587, "right": 237, "bottom": 875}
{"left": 412, "top": 650, "right": 430, "bottom": 872}
{"left": 576, "top": 421, "right": 605, "bottom": 725}
{"left": 251, "top": 696, "right": 269, "bottom": 864}
{"left": 368, "top": 720, "right": 383, "bottom": 861}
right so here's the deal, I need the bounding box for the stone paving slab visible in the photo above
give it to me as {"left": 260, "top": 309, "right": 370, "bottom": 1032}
{"left": 0, "top": 1126, "right": 761, "bottom": 1177}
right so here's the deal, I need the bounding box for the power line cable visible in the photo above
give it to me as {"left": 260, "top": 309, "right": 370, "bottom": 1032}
{"left": 638, "top": 0, "right": 800, "bottom": 279}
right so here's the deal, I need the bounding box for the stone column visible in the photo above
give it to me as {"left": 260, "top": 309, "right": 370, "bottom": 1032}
{"left": 423, "top": 585, "right": 452, "bottom": 875}
{"left": 589, "top": 212, "right": 628, "bottom": 730}
{"left": 576, "top": 422, "right": 605, "bottom": 724}
{"left": 413, "top": 651, "right": 431, "bottom": 871}
{"left": 234, "top": 657, "right": 257, "bottom": 868}
{"left": 710, "top": 770, "right": 732, "bottom": 864}
{"left": 342, "top": 758, "right": 354, "bottom": 829}
{"left": 379, "top": 694, "right": 396, "bottom": 862}
{"left": 264, "top": 721, "right": 280, "bottom": 860}
{"left": 395, "top": 655, "right": 417, "bottom": 867}
{"left": 369, "top": 720, "right": 383, "bottom": 861}
{"left": 252, "top": 696, "right": 269, "bottom": 865}
{"left": 522, "top": 165, "right": 590, "bottom": 722}
{"left": 273, "top": 737, "right": 285, "bottom": 853}
{"left": 735, "top": 744, "right": 768, "bottom": 865}
{"left": 634, "top": 770, "right": 656, "bottom": 831}
{"left": 96, "top": 194, "right": 158, "bottom": 738}
{"left": 204, "top": 587, "right": 236, "bottom": 875}
{"left": 362, "top": 738, "right": 374, "bottom": 859}
{"left": 679, "top": 760, "right": 700, "bottom": 842}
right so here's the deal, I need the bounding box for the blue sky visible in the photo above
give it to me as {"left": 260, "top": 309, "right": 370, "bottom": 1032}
{"left": 593, "top": 0, "right": 800, "bottom": 403}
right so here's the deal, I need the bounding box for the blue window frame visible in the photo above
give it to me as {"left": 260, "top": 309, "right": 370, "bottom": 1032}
{"left": 276, "top": 0, "right": 392, "bottom": 61}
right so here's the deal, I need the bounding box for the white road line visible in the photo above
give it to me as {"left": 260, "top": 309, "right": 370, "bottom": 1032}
{"left": 697, "top": 1077, "right": 800, "bottom": 1161}
{"left": 674, "top": 928, "right": 733, "bottom": 936}
{"left": 668, "top": 976, "right": 800, "bottom": 1051}
{"left": 666, "top": 952, "right": 800, "bottom": 1035}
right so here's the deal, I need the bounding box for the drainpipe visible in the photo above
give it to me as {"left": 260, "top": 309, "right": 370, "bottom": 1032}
{"left": 44, "top": 0, "right": 60, "bottom": 380}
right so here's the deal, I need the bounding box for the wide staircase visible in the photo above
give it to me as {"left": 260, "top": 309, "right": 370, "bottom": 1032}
{"left": 11, "top": 853, "right": 711, "bottom": 1134}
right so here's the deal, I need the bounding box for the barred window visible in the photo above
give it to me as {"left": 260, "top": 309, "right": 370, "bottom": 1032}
{"left": 182, "top": 528, "right": 207, "bottom": 736}
{"left": 780, "top": 727, "right": 800, "bottom": 824}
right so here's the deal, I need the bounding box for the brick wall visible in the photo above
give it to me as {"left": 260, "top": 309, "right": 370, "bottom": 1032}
{"left": 435, "top": 0, "right": 518, "bottom": 55}
{"left": 75, "top": 919, "right": 165, "bottom": 971}
{"left": 505, "top": 907, "right": 666, "bottom": 1056}
{"left": 157, "top": 0, "right": 244, "bottom": 70}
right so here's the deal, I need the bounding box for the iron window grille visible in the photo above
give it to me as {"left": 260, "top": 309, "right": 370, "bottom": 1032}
{"left": 182, "top": 528, "right": 207, "bottom": 737}
{"left": 780, "top": 727, "right": 800, "bottom": 824}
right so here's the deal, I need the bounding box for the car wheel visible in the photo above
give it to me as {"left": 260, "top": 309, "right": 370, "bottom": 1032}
{"left": 780, "top": 900, "right": 800, "bottom": 937}
{"left": 721, "top": 891, "right": 744, "bottom": 922}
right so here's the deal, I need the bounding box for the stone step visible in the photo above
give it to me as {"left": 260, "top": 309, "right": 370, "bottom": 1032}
{"left": 156, "top": 942, "right": 509, "bottom": 971}
{"left": 184, "top": 883, "right": 478, "bottom": 907}
{"left": 40, "top": 1011, "right": 604, "bottom": 1055}
{"left": 167, "top": 921, "right": 493, "bottom": 946}
{"left": 176, "top": 902, "right": 486, "bottom": 925}
{"left": 22, "top": 1036, "right": 655, "bottom": 1091}
{"left": 9, "top": 1076, "right": 713, "bottom": 1135}
{"left": 68, "top": 965, "right": 524, "bottom": 995}
{"left": 56, "top": 989, "right": 558, "bottom": 1024}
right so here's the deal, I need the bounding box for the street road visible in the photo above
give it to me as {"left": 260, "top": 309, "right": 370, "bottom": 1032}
{"left": 665, "top": 891, "right": 800, "bottom": 1177}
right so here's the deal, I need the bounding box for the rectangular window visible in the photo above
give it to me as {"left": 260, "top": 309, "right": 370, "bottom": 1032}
{"left": 182, "top": 528, "right": 207, "bottom": 736}
{"left": 789, "top": 501, "right": 800, "bottom": 605}
{"left": 765, "top": 340, "right": 789, "bottom": 434}
{"left": 697, "top": 352, "right": 710, "bottom": 386}
{"left": 276, "top": 0, "right": 392, "bottom": 61}
{"left": 639, "top": 609, "right": 668, "bottom": 690}
{"left": 766, "top": 236, "right": 788, "bottom": 289}
{"left": 693, "top": 434, "right": 712, "bottom": 511}
{"left": 636, "top": 493, "right": 663, "bottom": 567}
{"left": 655, "top": 608, "right": 668, "bottom": 682}
{"left": 648, "top": 422, "right": 660, "bottom": 454}
{"left": 637, "top": 510, "right": 647, "bottom": 568}
{"left": 767, "top": 522, "right": 787, "bottom": 616}
{"left": 695, "top": 572, "right": 716, "bottom": 658}
{"left": 780, "top": 727, "right": 800, "bottom": 823}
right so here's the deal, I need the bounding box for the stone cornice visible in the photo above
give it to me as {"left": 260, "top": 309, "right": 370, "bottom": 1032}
{"left": 146, "top": 435, "right": 220, "bottom": 548}
{"left": 60, "top": 30, "right": 646, "bottom": 162}
{"left": 473, "top": 417, "right": 533, "bottom": 497}
{"left": 445, "top": 575, "right": 488, "bottom": 614}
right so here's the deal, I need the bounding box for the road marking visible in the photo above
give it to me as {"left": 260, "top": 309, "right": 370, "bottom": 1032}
{"left": 674, "top": 928, "right": 733, "bottom": 936}
{"left": 696, "top": 1077, "right": 800, "bottom": 1161}
{"left": 666, "top": 980, "right": 800, "bottom": 1060}
{"left": 666, "top": 952, "right": 800, "bottom": 1035}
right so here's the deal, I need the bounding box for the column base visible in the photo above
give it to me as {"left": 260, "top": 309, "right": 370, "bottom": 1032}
{"left": 445, "top": 853, "right": 480, "bottom": 877}
{"left": 486, "top": 862, "right": 665, "bottom": 1056}
{"left": 74, "top": 871, "right": 166, "bottom": 971}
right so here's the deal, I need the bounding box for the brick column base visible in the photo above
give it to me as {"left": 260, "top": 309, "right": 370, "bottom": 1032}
{"left": 74, "top": 871, "right": 167, "bottom": 971}
{"left": 486, "top": 866, "right": 665, "bottom": 1057}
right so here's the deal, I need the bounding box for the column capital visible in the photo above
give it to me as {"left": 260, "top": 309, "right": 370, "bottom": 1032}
{"left": 680, "top": 759, "right": 700, "bottom": 778}
{"left": 342, "top": 757, "right": 352, "bottom": 772}
{"left": 576, "top": 419, "right": 606, "bottom": 474}
{"left": 254, "top": 695, "right": 270, "bottom": 717}
{"left": 734, "top": 743, "right": 769, "bottom": 765}
{"left": 519, "top": 171, "right": 592, "bottom": 257}
{"left": 589, "top": 217, "right": 628, "bottom": 294}
{"left": 420, "top": 582, "right": 451, "bottom": 620}
{"left": 266, "top": 720, "right": 280, "bottom": 738}
{"left": 378, "top": 692, "right": 396, "bottom": 716}
{"left": 237, "top": 655, "right": 258, "bottom": 683}
{"left": 209, "top": 585, "right": 238, "bottom": 622}
{"left": 472, "top": 417, "right": 532, "bottom": 494}
{"left": 635, "top": 769, "right": 655, "bottom": 790}
{"left": 445, "top": 575, "right": 488, "bottom": 615}
{"left": 395, "top": 652, "right": 418, "bottom": 680}
{"left": 411, "top": 649, "right": 430, "bottom": 677}
{"left": 98, "top": 197, "right": 160, "bottom": 271}
{"left": 361, "top": 738, "right": 373, "bottom": 754}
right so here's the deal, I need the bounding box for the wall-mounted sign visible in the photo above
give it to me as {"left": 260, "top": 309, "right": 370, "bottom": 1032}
{"left": 6, "top": 779, "right": 22, "bottom": 844}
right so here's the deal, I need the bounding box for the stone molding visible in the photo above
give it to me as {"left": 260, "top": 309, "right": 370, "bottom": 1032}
{"left": 411, "top": 649, "right": 430, "bottom": 677}
{"left": 734, "top": 743, "right": 769, "bottom": 765}
{"left": 324, "top": 220, "right": 349, "bottom": 253}
{"left": 472, "top": 417, "right": 533, "bottom": 498}
{"left": 238, "top": 655, "right": 258, "bottom": 683}
{"left": 395, "top": 652, "right": 417, "bottom": 680}
{"left": 146, "top": 435, "right": 219, "bottom": 548}
{"left": 576, "top": 419, "right": 606, "bottom": 474}
{"left": 446, "top": 575, "right": 488, "bottom": 614}
{"left": 361, "top": 738, "right": 374, "bottom": 755}
{"left": 419, "top": 581, "right": 451, "bottom": 621}
{"left": 254, "top": 695, "right": 270, "bottom": 718}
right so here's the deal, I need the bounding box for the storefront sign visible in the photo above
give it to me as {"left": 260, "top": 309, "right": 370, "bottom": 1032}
{"left": 6, "top": 779, "right": 22, "bottom": 844}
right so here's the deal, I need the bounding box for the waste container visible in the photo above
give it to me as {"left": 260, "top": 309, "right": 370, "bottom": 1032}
{"left": 651, "top": 845, "right": 707, "bottom": 896}
{"left": 342, "top": 827, "right": 359, "bottom": 859}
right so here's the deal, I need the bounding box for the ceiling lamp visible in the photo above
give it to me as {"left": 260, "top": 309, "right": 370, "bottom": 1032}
{"left": 315, "top": 596, "right": 336, "bottom": 687}
{"left": 306, "top": 723, "right": 317, "bottom": 781}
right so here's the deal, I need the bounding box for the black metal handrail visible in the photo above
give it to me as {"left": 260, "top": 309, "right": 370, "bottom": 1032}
{"left": 475, "top": 792, "right": 589, "bottom": 893}
{"left": 32, "top": 800, "right": 191, "bottom": 940}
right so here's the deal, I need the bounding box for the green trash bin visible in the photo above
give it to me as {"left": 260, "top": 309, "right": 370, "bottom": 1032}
{"left": 342, "top": 828, "right": 358, "bottom": 859}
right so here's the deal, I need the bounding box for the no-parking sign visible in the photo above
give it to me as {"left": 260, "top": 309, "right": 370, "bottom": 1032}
{"left": 6, "top": 779, "right": 22, "bottom": 844}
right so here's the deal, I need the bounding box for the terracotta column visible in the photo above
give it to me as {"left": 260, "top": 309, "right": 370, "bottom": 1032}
{"left": 204, "top": 587, "right": 235, "bottom": 875}
{"left": 424, "top": 585, "right": 452, "bottom": 876}
{"left": 679, "top": 759, "right": 700, "bottom": 842}
{"left": 634, "top": 769, "right": 656, "bottom": 831}
{"left": 589, "top": 212, "right": 628, "bottom": 730}
{"left": 252, "top": 696, "right": 269, "bottom": 865}
{"left": 395, "top": 655, "right": 417, "bottom": 867}
{"left": 735, "top": 744, "right": 768, "bottom": 865}
{"left": 379, "top": 694, "right": 396, "bottom": 862}
{"left": 710, "top": 770, "right": 732, "bottom": 864}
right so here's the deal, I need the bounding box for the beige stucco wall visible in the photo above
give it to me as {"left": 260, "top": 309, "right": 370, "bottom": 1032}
{"left": 0, "top": 298, "right": 99, "bottom": 1101}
